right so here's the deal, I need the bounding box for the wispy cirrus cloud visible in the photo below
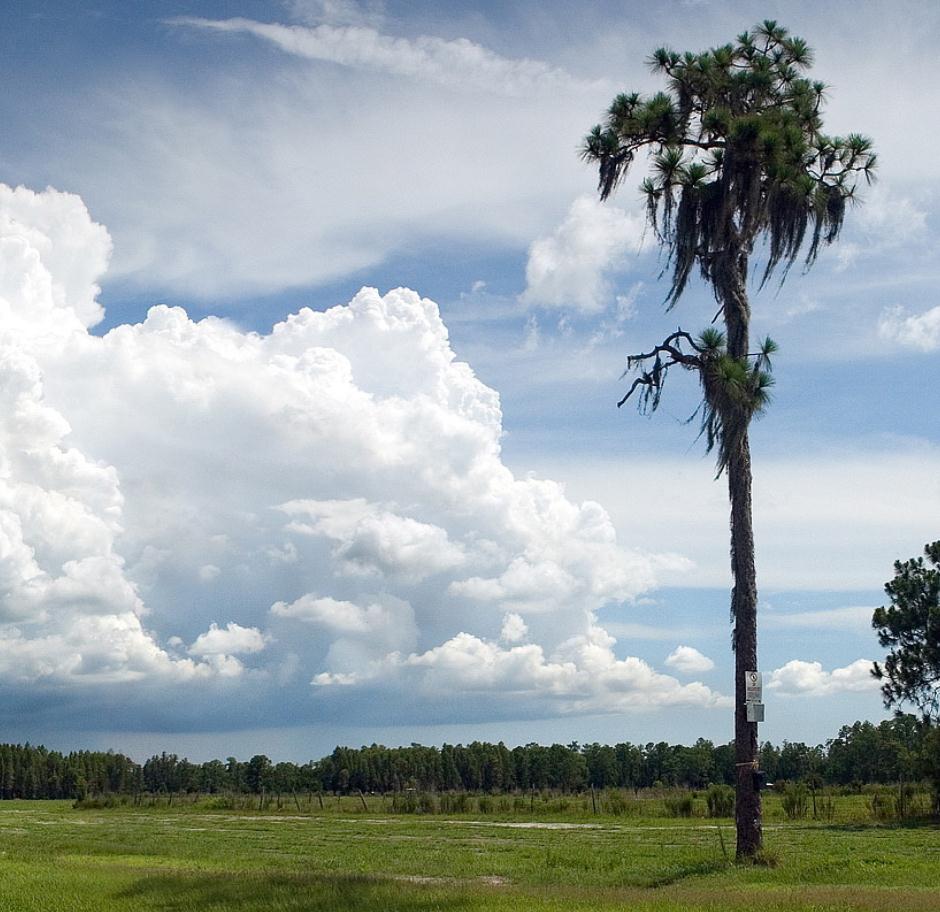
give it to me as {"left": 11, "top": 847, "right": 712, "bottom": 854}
{"left": 38, "top": 11, "right": 609, "bottom": 300}
{"left": 287, "top": 0, "right": 386, "bottom": 29}
{"left": 170, "top": 16, "right": 605, "bottom": 97}
{"left": 763, "top": 606, "right": 876, "bottom": 631}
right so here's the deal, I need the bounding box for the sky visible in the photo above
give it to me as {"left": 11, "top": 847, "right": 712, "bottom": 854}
{"left": 0, "top": 0, "right": 937, "bottom": 763}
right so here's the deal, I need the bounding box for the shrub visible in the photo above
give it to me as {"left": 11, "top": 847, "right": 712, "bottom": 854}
{"left": 885, "top": 783, "right": 928, "bottom": 821}
{"left": 753, "top": 846, "right": 781, "bottom": 867}
{"left": 781, "top": 783, "right": 808, "bottom": 820}
{"left": 705, "top": 784, "right": 735, "bottom": 818}
{"left": 894, "top": 783, "right": 914, "bottom": 820}
{"left": 439, "top": 792, "right": 471, "bottom": 814}
{"left": 663, "top": 794, "right": 694, "bottom": 818}
{"left": 390, "top": 792, "right": 418, "bottom": 814}
{"left": 540, "top": 797, "right": 570, "bottom": 813}
{"left": 200, "top": 795, "right": 238, "bottom": 810}
{"left": 73, "top": 794, "right": 129, "bottom": 810}
{"left": 602, "top": 791, "right": 635, "bottom": 816}
{"left": 922, "top": 728, "right": 940, "bottom": 816}
{"left": 868, "top": 789, "right": 894, "bottom": 822}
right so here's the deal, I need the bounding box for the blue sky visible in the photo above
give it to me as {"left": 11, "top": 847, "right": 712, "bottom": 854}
{"left": 0, "top": 0, "right": 937, "bottom": 762}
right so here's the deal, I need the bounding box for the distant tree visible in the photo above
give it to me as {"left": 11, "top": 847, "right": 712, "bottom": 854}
{"left": 584, "top": 743, "right": 619, "bottom": 789}
{"left": 713, "top": 742, "right": 736, "bottom": 785}
{"left": 581, "top": 21, "right": 874, "bottom": 858}
{"left": 200, "top": 759, "right": 228, "bottom": 794}
{"left": 775, "top": 740, "right": 824, "bottom": 782}
{"left": 645, "top": 742, "right": 679, "bottom": 787}
{"left": 440, "top": 744, "right": 462, "bottom": 791}
{"left": 246, "top": 754, "right": 273, "bottom": 794}
{"left": 614, "top": 742, "right": 645, "bottom": 792}
{"left": 873, "top": 541, "right": 940, "bottom": 721}
{"left": 226, "top": 756, "right": 247, "bottom": 793}
{"left": 758, "top": 741, "right": 781, "bottom": 784}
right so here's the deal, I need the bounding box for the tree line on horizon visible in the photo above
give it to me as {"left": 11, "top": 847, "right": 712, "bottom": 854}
{"left": 0, "top": 715, "right": 935, "bottom": 801}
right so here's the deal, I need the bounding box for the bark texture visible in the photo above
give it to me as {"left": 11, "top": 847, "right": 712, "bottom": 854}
{"left": 722, "top": 256, "right": 762, "bottom": 860}
{"left": 729, "top": 431, "right": 762, "bottom": 859}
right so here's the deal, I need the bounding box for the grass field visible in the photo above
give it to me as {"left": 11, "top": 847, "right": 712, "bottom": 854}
{"left": 0, "top": 799, "right": 938, "bottom": 911}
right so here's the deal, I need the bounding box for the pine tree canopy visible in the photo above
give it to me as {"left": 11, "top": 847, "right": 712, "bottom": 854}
{"left": 581, "top": 20, "right": 876, "bottom": 307}
{"left": 583, "top": 21, "right": 875, "bottom": 474}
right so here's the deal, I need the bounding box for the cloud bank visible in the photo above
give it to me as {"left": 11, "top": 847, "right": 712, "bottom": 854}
{"left": 0, "top": 184, "right": 728, "bottom": 729}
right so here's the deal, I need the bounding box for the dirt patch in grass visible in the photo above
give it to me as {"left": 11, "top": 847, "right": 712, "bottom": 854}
{"left": 471, "top": 822, "right": 603, "bottom": 831}
{"left": 394, "top": 874, "right": 510, "bottom": 887}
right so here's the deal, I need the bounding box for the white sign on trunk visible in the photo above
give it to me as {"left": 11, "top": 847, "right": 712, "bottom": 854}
{"left": 746, "top": 701, "right": 765, "bottom": 723}
{"left": 745, "top": 670, "right": 762, "bottom": 702}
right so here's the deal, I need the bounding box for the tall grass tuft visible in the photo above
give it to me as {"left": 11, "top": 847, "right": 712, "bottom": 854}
{"left": 817, "top": 789, "right": 837, "bottom": 822}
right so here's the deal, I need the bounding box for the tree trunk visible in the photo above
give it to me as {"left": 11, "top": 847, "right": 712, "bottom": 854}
{"left": 720, "top": 253, "right": 762, "bottom": 860}
{"left": 729, "top": 431, "right": 762, "bottom": 859}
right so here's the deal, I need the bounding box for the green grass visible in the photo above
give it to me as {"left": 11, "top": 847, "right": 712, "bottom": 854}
{"left": 0, "top": 800, "right": 938, "bottom": 911}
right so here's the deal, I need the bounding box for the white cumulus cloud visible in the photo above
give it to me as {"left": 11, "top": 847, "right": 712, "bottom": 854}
{"left": 280, "top": 498, "right": 465, "bottom": 581}
{"left": 878, "top": 304, "right": 940, "bottom": 352}
{"left": 188, "top": 622, "right": 268, "bottom": 657}
{"left": 0, "top": 188, "right": 233, "bottom": 686}
{"left": 271, "top": 594, "right": 406, "bottom": 639}
{"left": 522, "top": 195, "right": 647, "bottom": 314}
{"left": 0, "top": 184, "right": 111, "bottom": 329}
{"left": 665, "top": 645, "right": 715, "bottom": 675}
{"left": 319, "top": 624, "right": 730, "bottom": 712}
{"left": 768, "top": 659, "right": 879, "bottom": 696}
{"left": 500, "top": 612, "right": 528, "bottom": 643}
{"left": 0, "top": 184, "right": 692, "bottom": 725}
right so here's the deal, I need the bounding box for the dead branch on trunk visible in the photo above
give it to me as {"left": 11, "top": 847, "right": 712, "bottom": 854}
{"left": 618, "top": 328, "right": 703, "bottom": 410}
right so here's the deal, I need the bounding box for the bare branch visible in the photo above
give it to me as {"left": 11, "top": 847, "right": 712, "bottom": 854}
{"left": 617, "top": 375, "right": 655, "bottom": 408}
{"left": 625, "top": 329, "right": 704, "bottom": 365}
{"left": 618, "top": 329, "right": 704, "bottom": 409}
